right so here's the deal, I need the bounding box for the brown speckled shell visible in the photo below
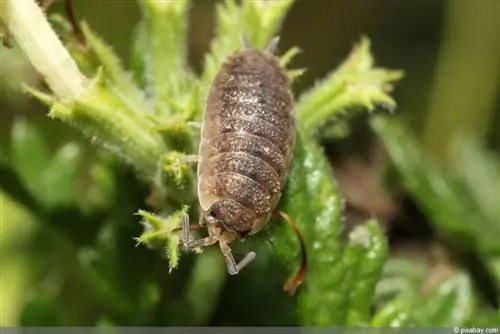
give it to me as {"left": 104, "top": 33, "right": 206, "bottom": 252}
{"left": 198, "top": 47, "right": 294, "bottom": 235}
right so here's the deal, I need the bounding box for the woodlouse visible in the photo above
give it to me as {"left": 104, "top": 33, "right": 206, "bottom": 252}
{"left": 181, "top": 36, "right": 295, "bottom": 275}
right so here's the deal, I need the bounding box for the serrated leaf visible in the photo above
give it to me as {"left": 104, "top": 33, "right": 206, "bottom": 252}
{"left": 39, "top": 142, "right": 83, "bottom": 208}
{"left": 136, "top": 206, "right": 189, "bottom": 271}
{"left": 297, "top": 37, "right": 403, "bottom": 133}
{"left": 343, "top": 219, "right": 388, "bottom": 326}
{"left": 10, "top": 117, "right": 50, "bottom": 201}
{"left": 269, "top": 124, "right": 343, "bottom": 326}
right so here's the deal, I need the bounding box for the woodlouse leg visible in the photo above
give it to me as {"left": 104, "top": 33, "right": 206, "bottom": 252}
{"left": 219, "top": 238, "right": 256, "bottom": 275}
{"left": 180, "top": 155, "right": 199, "bottom": 164}
{"left": 180, "top": 212, "right": 191, "bottom": 245}
{"left": 182, "top": 219, "right": 220, "bottom": 250}
{"left": 265, "top": 36, "right": 280, "bottom": 54}
{"left": 186, "top": 121, "right": 202, "bottom": 129}
{"left": 184, "top": 235, "right": 219, "bottom": 250}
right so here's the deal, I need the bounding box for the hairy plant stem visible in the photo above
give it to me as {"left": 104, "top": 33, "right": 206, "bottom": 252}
{"left": 0, "top": 0, "right": 88, "bottom": 100}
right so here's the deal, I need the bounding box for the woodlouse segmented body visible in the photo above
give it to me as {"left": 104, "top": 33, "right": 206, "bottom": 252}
{"left": 181, "top": 36, "right": 295, "bottom": 275}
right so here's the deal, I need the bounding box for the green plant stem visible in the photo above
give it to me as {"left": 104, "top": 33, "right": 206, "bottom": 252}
{"left": 0, "top": 0, "right": 88, "bottom": 100}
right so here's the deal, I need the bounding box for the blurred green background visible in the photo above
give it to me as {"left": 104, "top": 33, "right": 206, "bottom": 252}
{"left": 1, "top": 0, "right": 500, "bottom": 327}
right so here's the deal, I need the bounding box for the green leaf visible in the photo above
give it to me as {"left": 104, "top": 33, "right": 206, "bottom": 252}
{"left": 371, "top": 297, "right": 413, "bottom": 327}
{"left": 297, "top": 37, "right": 403, "bottom": 133}
{"left": 80, "top": 22, "right": 151, "bottom": 117}
{"left": 19, "top": 295, "right": 62, "bottom": 326}
{"left": 270, "top": 124, "right": 343, "bottom": 326}
{"left": 80, "top": 154, "right": 116, "bottom": 214}
{"left": 184, "top": 249, "right": 227, "bottom": 325}
{"left": 137, "top": 0, "right": 193, "bottom": 117}
{"left": 77, "top": 224, "right": 133, "bottom": 316}
{"left": 410, "top": 273, "right": 475, "bottom": 326}
{"left": 371, "top": 115, "right": 500, "bottom": 255}
{"left": 136, "top": 206, "right": 189, "bottom": 271}
{"left": 0, "top": 144, "right": 7, "bottom": 164}
{"left": 343, "top": 219, "right": 388, "bottom": 326}
{"left": 78, "top": 247, "right": 132, "bottom": 315}
{"left": 26, "top": 68, "right": 167, "bottom": 180}
{"left": 375, "top": 257, "right": 428, "bottom": 303}
{"left": 450, "top": 136, "right": 500, "bottom": 239}
{"left": 39, "top": 142, "right": 84, "bottom": 208}
{"left": 10, "top": 117, "right": 50, "bottom": 200}
{"left": 129, "top": 19, "right": 148, "bottom": 90}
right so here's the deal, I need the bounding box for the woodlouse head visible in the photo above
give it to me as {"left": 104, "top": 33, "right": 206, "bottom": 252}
{"left": 204, "top": 199, "right": 256, "bottom": 237}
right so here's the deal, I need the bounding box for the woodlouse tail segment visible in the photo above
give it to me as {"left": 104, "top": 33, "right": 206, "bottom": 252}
{"left": 265, "top": 36, "right": 280, "bottom": 54}
{"left": 276, "top": 210, "right": 308, "bottom": 295}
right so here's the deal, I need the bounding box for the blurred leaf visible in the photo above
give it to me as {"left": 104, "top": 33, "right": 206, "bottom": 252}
{"left": 39, "top": 142, "right": 84, "bottom": 208}
{"left": 343, "top": 219, "right": 388, "bottom": 326}
{"left": 129, "top": 19, "right": 148, "bottom": 90}
{"left": 466, "top": 308, "right": 500, "bottom": 327}
{"left": 371, "top": 297, "right": 413, "bottom": 327}
{"left": 375, "top": 257, "right": 428, "bottom": 303}
{"left": 0, "top": 145, "right": 7, "bottom": 164}
{"left": 77, "top": 224, "right": 133, "bottom": 318}
{"left": 78, "top": 248, "right": 131, "bottom": 316}
{"left": 451, "top": 137, "right": 500, "bottom": 235}
{"left": 297, "top": 37, "right": 403, "bottom": 133}
{"left": 0, "top": 160, "right": 43, "bottom": 216}
{"left": 80, "top": 155, "right": 116, "bottom": 214}
{"left": 137, "top": 0, "right": 194, "bottom": 117}
{"left": 410, "top": 273, "right": 475, "bottom": 326}
{"left": 271, "top": 124, "right": 344, "bottom": 326}
{"left": 184, "top": 249, "right": 227, "bottom": 325}
{"left": 371, "top": 115, "right": 499, "bottom": 255}
{"left": 19, "top": 296, "right": 62, "bottom": 326}
{"left": 10, "top": 117, "right": 50, "bottom": 201}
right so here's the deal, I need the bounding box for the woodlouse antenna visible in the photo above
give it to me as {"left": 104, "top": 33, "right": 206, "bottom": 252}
{"left": 65, "top": 0, "right": 86, "bottom": 46}
{"left": 276, "top": 210, "right": 308, "bottom": 295}
{"left": 265, "top": 36, "right": 280, "bottom": 54}
{"left": 240, "top": 34, "right": 252, "bottom": 50}
{"left": 180, "top": 213, "right": 256, "bottom": 275}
